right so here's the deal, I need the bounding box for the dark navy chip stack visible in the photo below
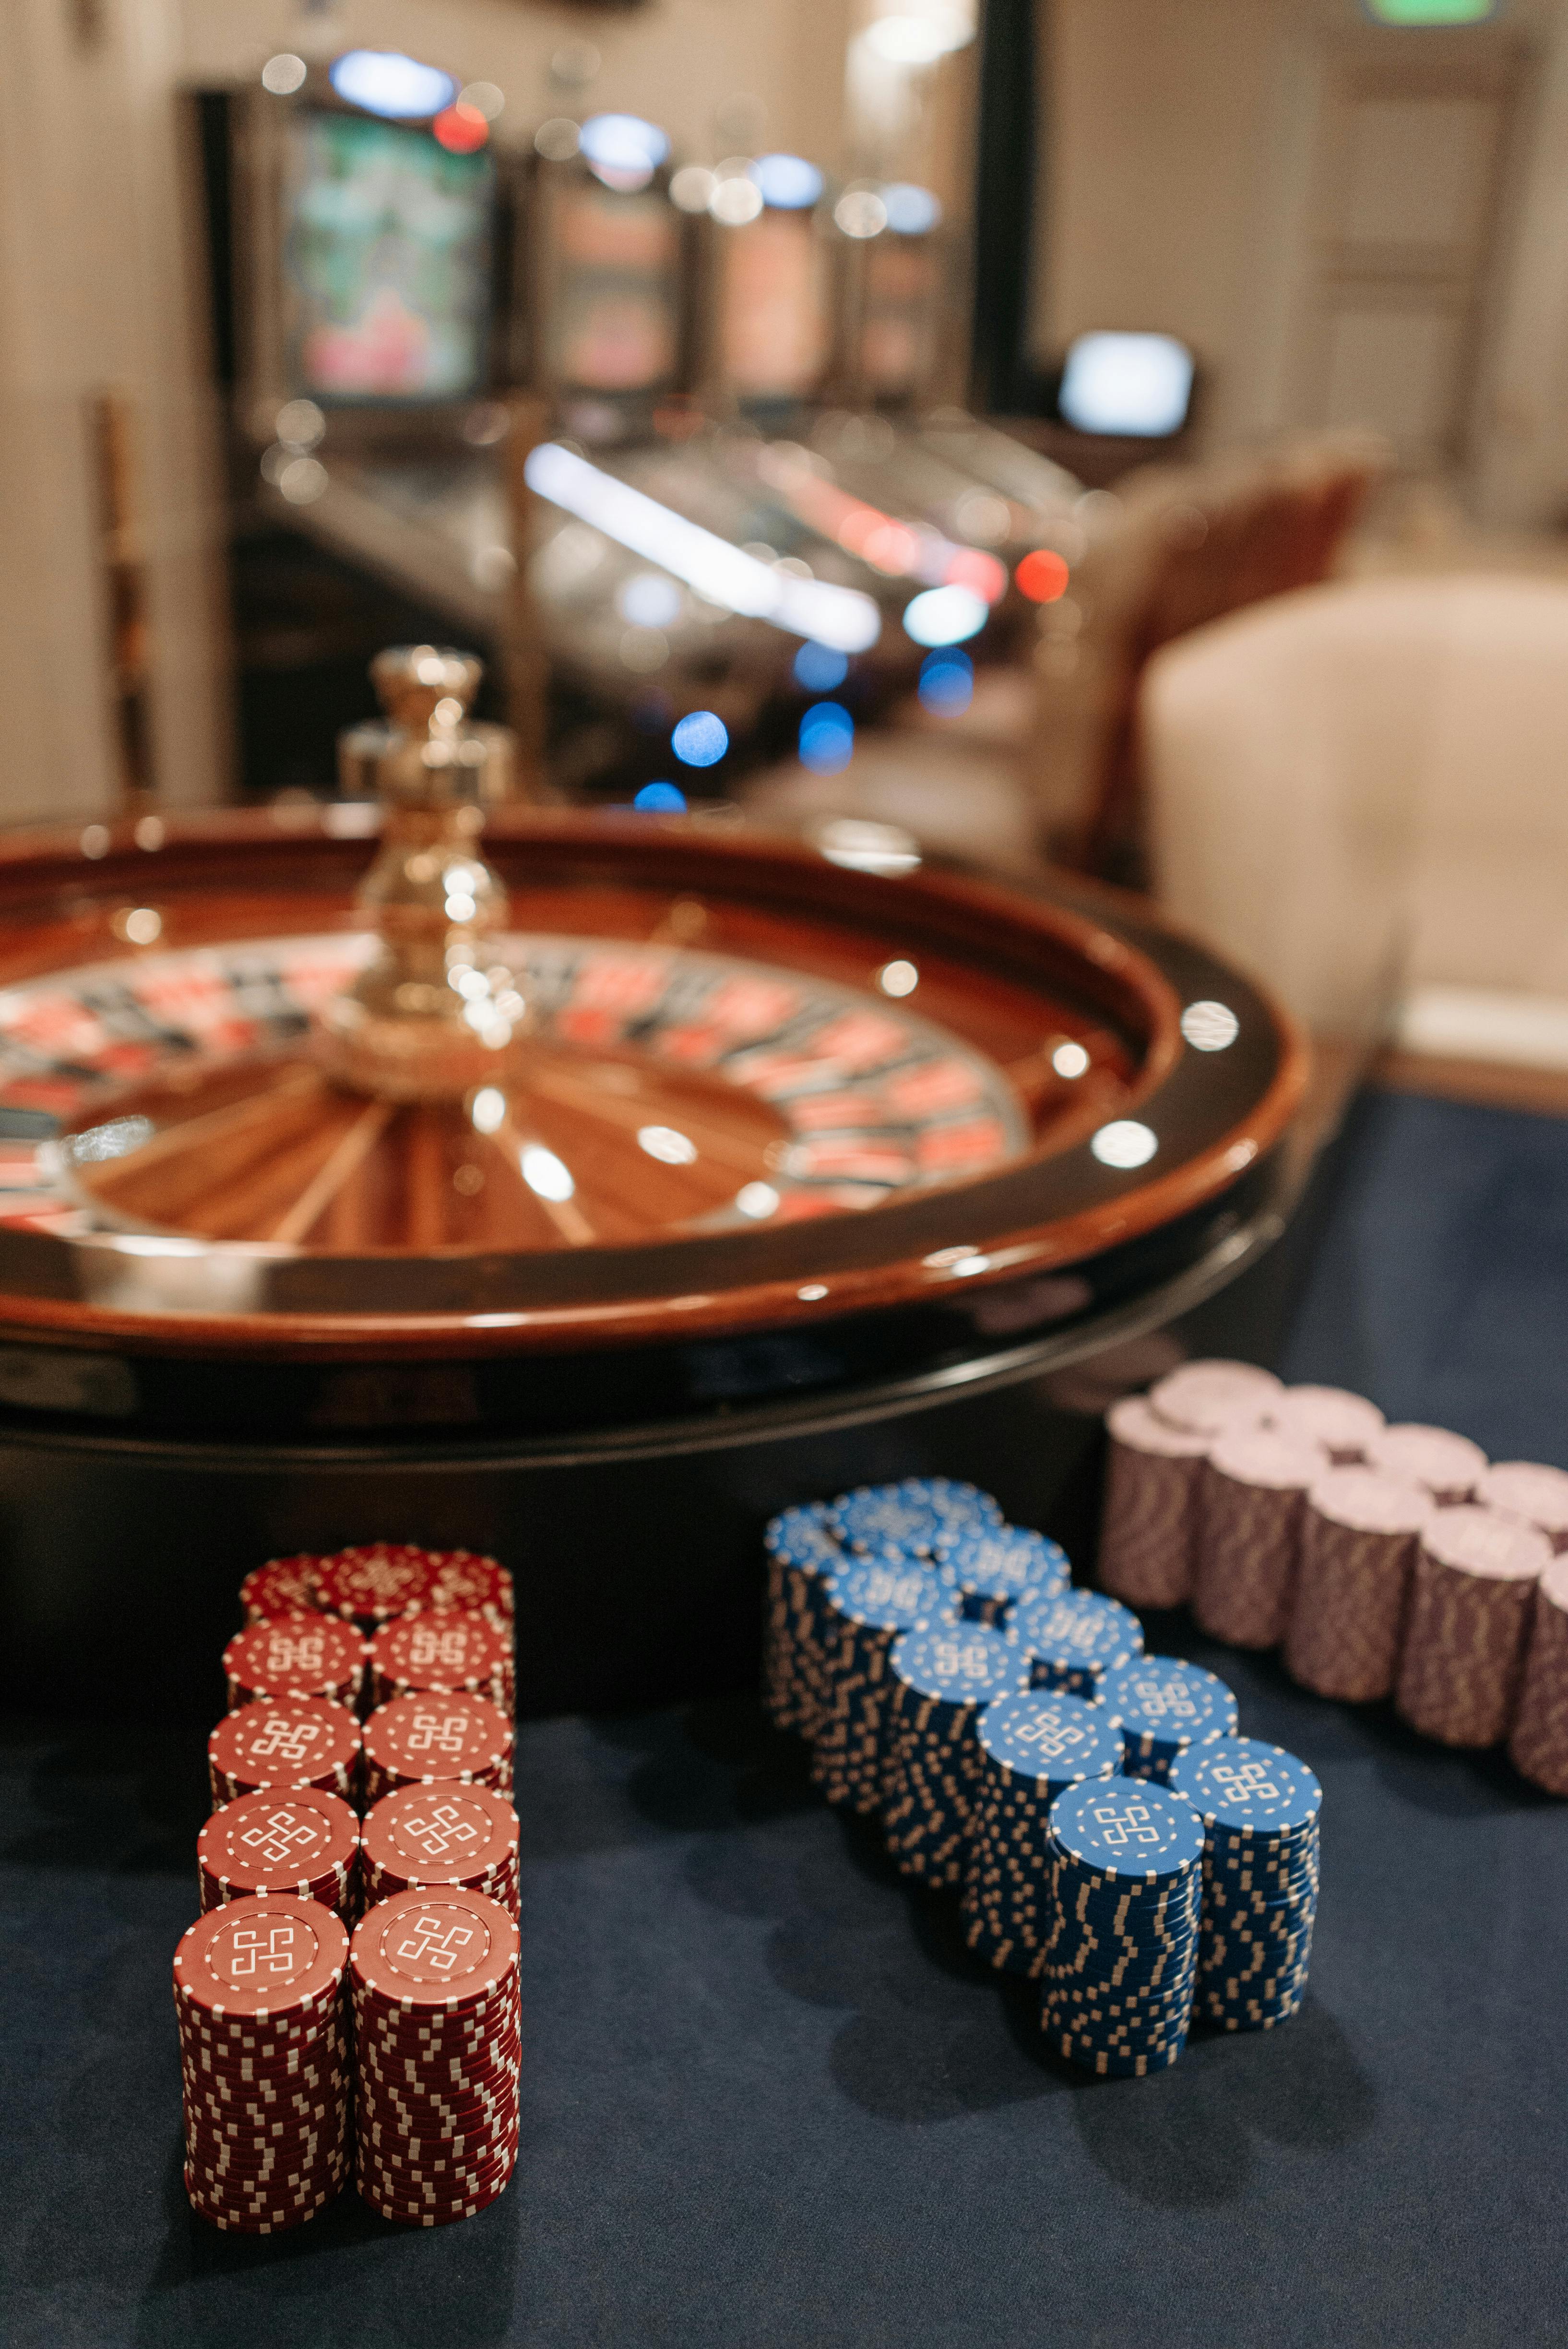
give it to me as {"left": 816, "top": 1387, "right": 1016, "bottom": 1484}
{"left": 814, "top": 1557, "right": 950, "bottom": 1813}
{"left": 1168, "top": 1737, "right": 1321, "bottom": 2032}
{"left": 939, "top": 1526, "right": 1071, "bottom": 1625}
{"left": 829, "top": 1476, "right": 1004, "bottom": 1561}
{"left": 1097, "top": 1655, "right": 1239, "bottom": 1783}
{"left": 882, "top": 1623, "right": 1020, "bottom": 1885}
{"left": 761, "top": 1504, "right": 846, "bottom": 1739}
{"left": 1040, "top": 1779, "right": 1205, "bottom": 2076}
{"left": 963, "top": 1691, "right": 1124, "bottom": 1975}
{"left": 1012, "top": 1588, "right": 1142, "bottom": 1697}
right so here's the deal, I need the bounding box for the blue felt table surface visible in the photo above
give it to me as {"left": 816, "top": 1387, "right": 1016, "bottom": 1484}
{"left": 4, "top": 1085, "right": 1568, "bottom": 2348}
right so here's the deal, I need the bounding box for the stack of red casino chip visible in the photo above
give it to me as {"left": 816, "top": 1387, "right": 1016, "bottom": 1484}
{"left": 238, "top": 1554, "right": 329, "bottom": 1625}
{"left": 1148, "top": 1359, "right": 1282, "bottom": 1438}
{"left": 362, "top": 1693, "right": 514, "bottom": 1806}
{"left": 1096, "top": 1396, "right": 1211, "bottom": 1609}
{"left": 362, "top": 1784, "right": 521, "bottom": 1919}
{"left": 1394, "top": 1506, "right": 1550, "bottom": 1747}
{"left": 1282, "top": 1470, "right": 1430, "bottom": 1701}
{"left": 1367, "top": 1424, "right": 1487, "bottom": 1507}
{"left": 1478, "top": 1461, "right": 1568, "bottom": 1554}
{"left": 1508, "top": 1556, "right": 1568, "bottom": 1792}
{"left": 405, "top": 1550, "right": 514, "bottom": 1628}
{"left": 198, "top": 1790, "right": 362, "bottom": 1921}
{"left": 351, "top": 1886, "right": 522, "bottom": 2226}
{"left": 1191, "top": 1427, "right": 1321, "bottom": 1649}
{"left": 312, "top": 1545, "right": 439, "bottom": 1632}
{"left": 222, "top": 1614, "right": 368, "bottom": 1713}
{"left": 174, "top": 1893, "right": 350, "bottom": 2232}
{"left": 209, "top": 1699, "right": 363, "bottom": 1811}
{"left": 1267, "top": 1385, "right": 1385, "bottom": 1465}
{"left": 367, "top": 1609, "right": 514, "bottom": 1718}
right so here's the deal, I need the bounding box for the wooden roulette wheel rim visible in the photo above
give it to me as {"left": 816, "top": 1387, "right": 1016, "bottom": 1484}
{"left": 0, "top": 806, "right": 1306, "bottom": 1435}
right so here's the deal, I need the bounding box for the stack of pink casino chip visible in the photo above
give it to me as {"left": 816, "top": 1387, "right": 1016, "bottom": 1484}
{"left": 1366, "top": 1424, "right": 1487, "bottom": 1507}
{"left": 1097, "top": 1396, "right": 1212, "bottom": 1609}
{"left": 1282, "top": 1469, "right": 1430, "bottom": 1701}
{"left": 1394, "top": 1506, "right": 1550, "bottom": 1748}
{"left": 1149, "top": 1359, "right": 1282, "bottom": 1439}
{"left": 1507, "top": 1555, "right": 1568, "bottom": 1792}
{"left": 238, "top": 1555, "right": 329, "bottom": 1626}
{"left": 1478, "top": 1461, "right": 1568, "bottom": 1555}
{"left": 1267, "top": 1385, "right": 1385, "bottom": 1466}
{"left": 1191, "top": 1428, "right": 1322, "bottom": 1649}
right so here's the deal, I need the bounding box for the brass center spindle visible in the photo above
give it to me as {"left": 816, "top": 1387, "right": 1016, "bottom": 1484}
{"left": 317, "top": 646, "right": 527, "bottom": 1103}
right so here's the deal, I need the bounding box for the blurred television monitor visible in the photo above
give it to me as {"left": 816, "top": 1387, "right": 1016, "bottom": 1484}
{"left": 1057, "top": 332, "right": 1194, "bottom": 439}
{"left": 279, "top": 109, "right": 495, "bottom": 405}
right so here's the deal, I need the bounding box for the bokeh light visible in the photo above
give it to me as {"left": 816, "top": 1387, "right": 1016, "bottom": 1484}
{"left": 794, "top": 642, "right": 849, "bottom": 693}
{"left": 799, "top": 704, "right": 855, "bottom": 774}
{"left": 918, "top": 648, "right": 973, "bottom": 716}
{"left": 903, "top": 585, "right": 987, "bottom": 647}
{"left": 671, "top": 712, "right": 729, "bottom": 767}
{"left": 1017, "top": 548, "right": 1071, "bottom": 603}
{"left": 633, "top": 781, "right": 687, "bottom": 812}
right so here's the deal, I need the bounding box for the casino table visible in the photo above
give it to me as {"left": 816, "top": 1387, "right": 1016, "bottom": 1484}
{"left": 4, "top": 1085, "right": 1566, "bottom": 2349}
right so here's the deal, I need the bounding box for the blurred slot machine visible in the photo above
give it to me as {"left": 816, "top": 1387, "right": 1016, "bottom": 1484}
{"left": 228, "top": 47, "right": 518, "bottom": 644}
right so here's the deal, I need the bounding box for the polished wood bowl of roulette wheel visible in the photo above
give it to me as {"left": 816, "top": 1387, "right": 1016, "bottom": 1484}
{"left": 0, "top": 650, "right": 1306, "bottom": 1718}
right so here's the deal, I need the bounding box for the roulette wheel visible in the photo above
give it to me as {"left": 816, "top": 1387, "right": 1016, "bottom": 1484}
{"left": 0, "top": 652, "right": 1305, "bottom": 1718}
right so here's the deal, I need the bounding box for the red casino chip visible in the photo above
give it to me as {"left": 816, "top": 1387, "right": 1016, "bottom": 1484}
{"left": 408, "top": 1550, "right": 515, "bottom": 1623}
{"left": 222, "top": 1615, "right": 368, "bottom": 1712}
{"left": 238, "top": 1554, "right": 328, "bottom": 1626}
{"left": 361, "top": 1784, "right": 520, "bottom": 1916}
{"left": 361, "top": 1693, "right": 513, "bottom": 1803}
{"left": 175, "top": 1894, "right": 351, "bottom": 2235}
{"left": 367, "top": 1610, "right": 514, "bottom": 1717}
{"left": 350, "top": 1885, "right": 521, "bottom": 2227}
{"left": 197, "top": 1789, "right": 361, "bottom": 1919}
{"left": 208, "top": 1699, "right": 363, "bottom": 1810}
{"left": 174, "top": 1894, "right": 349, "bottom": 2023}
{"left": 312, "top": 1544, "right": 438, "bottom": 1628}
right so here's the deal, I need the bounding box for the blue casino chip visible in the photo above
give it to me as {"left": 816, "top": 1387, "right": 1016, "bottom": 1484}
{"left": 1048, "top": 1778, "right": 1206, "bottom": 1880}
{"left": 1168, "top": 1738, "right": 1322, "bottom": 1836}
{"left": 940, "top": 1527, "right": 1071, "bottom": 1622}
{"left": 829, "top": 1477, "right": 1001, "bottom": 1557}
{"left": 1011, "top": 1588, "right": 1142, "bottom": 1693}
{"left": 1099, "top": 1656, "right": 1238, "bottom": 1773}
{"left": 826, "top": 1557, "right": 949, "bottom": 1635}
{"left": 888, "top": 1622, "right": 1021, "bottom": 1705}
{"left": 978, "top": 1690, "right": 1125, "bottom": 1789}
{"left": 764, "top": 1503, "right": 843, "bottom": 1572}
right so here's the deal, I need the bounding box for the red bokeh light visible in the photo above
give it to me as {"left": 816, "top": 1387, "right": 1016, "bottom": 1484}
{"left": 434, "top": 103, "right": 489, "bottom": 154}
{"left": 1016, "top": 547, "right": 1071, "bottom": 603}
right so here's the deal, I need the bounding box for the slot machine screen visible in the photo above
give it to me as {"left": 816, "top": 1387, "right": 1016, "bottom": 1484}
{"left": 280, "top": 109, "right": 494, "bottom": 402}
{"left": 546, "top": 182, "right": 681, "bottom": 395}
{"left": 720, "top": 213, "right": 830, "bottom": 401}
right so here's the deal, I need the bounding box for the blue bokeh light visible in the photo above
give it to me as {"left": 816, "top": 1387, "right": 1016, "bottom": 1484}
{"left": 793, "top": 642, "right": 849, "bottom": 693}
{"left": 633, "top": 781, "right": 687, "bottom": 812}
{"left": 799, "top": 703, "right": 855, "bottom": 775}
{"left": 671, "top": 710, "right": 729, "bottom": 767}
{"left": 881, "top": 182, "right": 942, "bottom": 235}
{"left": 754, "top": 154, "right": 825, "bottom": 210}
{"left": 329, "top": 50, "right": 456, "bottom": 119}
{"left": 918, "top": 647, "right": 974, "bottom": 716}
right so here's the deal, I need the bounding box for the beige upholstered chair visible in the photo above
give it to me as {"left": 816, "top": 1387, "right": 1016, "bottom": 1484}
{"left": 1028, "top": 430, "right": 1389, "bottom": 886}
{"left": 1140, "top": 573, "right": 1568, "bottom": 1050}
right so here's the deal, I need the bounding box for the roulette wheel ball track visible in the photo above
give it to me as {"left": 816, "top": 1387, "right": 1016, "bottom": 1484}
{"left": 0, "top": 775, "right": 1305, "bottom": 1722}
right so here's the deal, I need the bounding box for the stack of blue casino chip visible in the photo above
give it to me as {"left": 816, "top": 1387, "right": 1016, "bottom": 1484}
{"left": 963, "top": 1691, "right": 1124, "bottom": 1974}
{"left": 1098, "top": 1655, "right": 1239, "bottom": 1783}
{"left": 1040, "top": 1779, "right": 1205, "bottom": 2076}
{"left": 1168, "top": 1737, "right": 1321, "bottom": 2032}
{"left": 939, "top": 1526, "right": 1071, "bottom": 1625}
{"left": 829, "top": 1477, "right": 1002, "bottom": 1561}
{"left": 1012, "top": 1587, "right": 1143, "bottom": 1698}
{"left": 814, "top": 1556, "right": 950, "bottom": 1813}
{"left": 762, "top": 1503, "right": 846, "bottom": 1737}
{"left": 882, "top": 1623, "right": 1019, "bottom": 1884}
